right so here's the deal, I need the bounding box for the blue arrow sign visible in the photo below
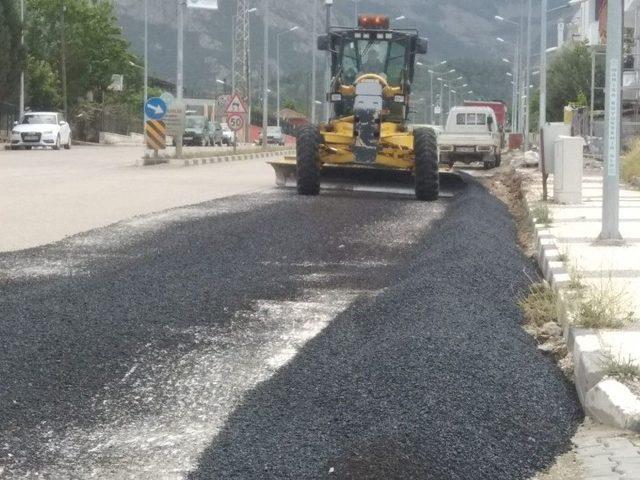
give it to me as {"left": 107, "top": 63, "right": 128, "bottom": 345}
{"left": 145, "top": 97, "right": 167, "bottom": 121}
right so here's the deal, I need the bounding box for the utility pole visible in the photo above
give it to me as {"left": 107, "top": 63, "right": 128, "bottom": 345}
{"left": 354, "top": 0, "right": 358, "bottom": 25}
{"left": 262, "top": 0, "right": 269, "bottom": 151}
{"left": 176, "top": 0, "right": 184, "bottom": 157}
{"left": 61, "top": 0, "right": 68, "bottom": 120}
{"left": 523, "top": 0, "right": 532, "bottom": 153}
{"left": 599, "top": 0, "right": 623, "bottom": 242}
{"left": 311, "top": 0, "right": 318, "bottom": 124}
{"left": 20, "top": 0, "right": 25, "bottom": 118}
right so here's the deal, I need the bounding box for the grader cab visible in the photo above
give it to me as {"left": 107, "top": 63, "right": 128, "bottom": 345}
{"left": 270, "top": 15, "right": 439, "bottom": 201}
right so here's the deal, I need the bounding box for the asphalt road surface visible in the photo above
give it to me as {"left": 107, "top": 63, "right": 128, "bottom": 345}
{"left": 0, "top": 172, "right": 582, "bottom": 479}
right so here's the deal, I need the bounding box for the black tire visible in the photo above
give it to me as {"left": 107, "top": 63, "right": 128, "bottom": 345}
{"left": 414, "top": 128, "right": 439, "bottom": 201}
{"left": 296, "top": 125, "right": 321, "bottom": 196}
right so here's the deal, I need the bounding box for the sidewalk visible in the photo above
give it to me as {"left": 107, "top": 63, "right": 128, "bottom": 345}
{"left": 521, "top": 160, "right": 640, "bottom": 434}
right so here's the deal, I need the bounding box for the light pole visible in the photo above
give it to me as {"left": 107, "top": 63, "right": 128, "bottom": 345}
{"left": 61, "top": 0, "right": 68, "bottom": 120}
{"left": 176, "top": 0, "right": 185, "bottom": 157}
{"left": 497, "top": 37, "right": 519, "bottom": 132}
{"left": 262, "top": 0, "right": 269, "bottom": 151}
{"left": 524, "top": 0, "right": 532, "bottom": 153}
{"left": 353, "top": 0, "right": 358, "bottom": 25}
{"left": 418, "top": 60, "right": 447, "bottom": 124}
{"left": 495, "top": 12, "right": 524, "bottom": 134}
{"left": 19, "top": 0, "right": 25, "bottom": 118}
{"left": 599, "top": 0, "right": 623, "bottom": 242}
{"left": 277, "top": 26, "right": 299, "bottom": 127}
{"left": 439, "top": 69, "right": 455, "bottom": 127}
{"left": 325, "top": 0, "right": 333, "bottom": 122}
{"left": 311, "top": 0, "right": 318, "bottom": 124}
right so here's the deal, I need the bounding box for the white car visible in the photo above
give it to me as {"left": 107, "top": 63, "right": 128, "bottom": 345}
{"left": 10, "top": 112, "right": 72, "bottom": 150}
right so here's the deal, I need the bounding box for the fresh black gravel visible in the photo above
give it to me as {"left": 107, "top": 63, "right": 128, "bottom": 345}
{"left": 0, "top": 174, "right": 582, "bottom": 478}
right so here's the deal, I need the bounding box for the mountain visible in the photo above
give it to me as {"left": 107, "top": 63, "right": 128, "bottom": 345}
{"left": 113, "top": 0, "right": 569, "bottom": 112}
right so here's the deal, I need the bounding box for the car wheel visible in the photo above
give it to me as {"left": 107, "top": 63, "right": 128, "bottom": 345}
{"left": 53, "top": 135, "right": 61, "bottom": 150}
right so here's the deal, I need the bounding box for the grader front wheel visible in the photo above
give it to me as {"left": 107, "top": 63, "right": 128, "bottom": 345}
{"left": 414, "top": 128, "right": 440, "bottom": 201}
{"left": 296, "top": 125, "right": 321, "bottom": 196}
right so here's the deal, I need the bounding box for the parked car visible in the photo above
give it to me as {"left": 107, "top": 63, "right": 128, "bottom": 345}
{"left": 437, "top": 106, "right": 501, "bottom": 170}
{"left": 10, "top": 112, "right": 72, "bottom": 150}
{"left": 182, "top": 116, "right": 213, "bottom": 146}
{"left": 209, "top": 121, "right": 224, "bottom": 146}
{"left": 220, "top": 123, "right": 235, "bottom": 145}
{"left": 257, "top": 126, "right": 285, "bottom": 146}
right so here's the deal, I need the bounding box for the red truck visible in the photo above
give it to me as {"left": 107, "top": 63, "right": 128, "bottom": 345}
{"left": 464, "top": 100, "right": 507, "bottom": 148}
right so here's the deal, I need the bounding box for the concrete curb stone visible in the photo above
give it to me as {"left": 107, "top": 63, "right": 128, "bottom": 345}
{"left": 524, "top": 189, "right": 640, "bottom": 433}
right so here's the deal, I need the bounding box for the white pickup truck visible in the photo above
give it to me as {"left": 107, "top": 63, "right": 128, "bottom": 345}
{"left": 437, "top": 106, "right": 502, "bottom": 170}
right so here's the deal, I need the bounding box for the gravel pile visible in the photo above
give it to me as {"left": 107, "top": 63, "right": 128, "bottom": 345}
{"left": 0, "top": 175, "right": 582, "bottom": 478}
{"left": 188, "top": 179, "right": 583, "bottom": 479}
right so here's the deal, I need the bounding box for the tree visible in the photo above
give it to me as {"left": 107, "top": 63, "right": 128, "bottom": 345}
{"left": 0, "top": 0, "right": 25, "bottom": 104}
{"left": 25, "top": 0, "right": 135, "bottom": 111}
{"left": 546, "top": 41, "right": 605, "bottom": 122}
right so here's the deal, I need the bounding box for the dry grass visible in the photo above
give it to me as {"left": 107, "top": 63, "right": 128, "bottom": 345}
{"left": 531, "top": 203, "right": 553, "bottom": 226}
{"left": 519, "top": 282, "right": 559, "bottom": 327}
{"left": 603, "top": 353, "right": 640, "bottom": 380}
{"left": 622, "top": 140, "right": 640, "bottom": 187}
{"left": 573, "top": 280, "right": 634, "bottom": 329}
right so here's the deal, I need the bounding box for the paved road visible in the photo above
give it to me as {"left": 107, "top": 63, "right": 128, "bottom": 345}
{"left": 0, "top": 145, "right": 275, "bottom": 252}
{"left": 0, "top": 170, "right": 582, "bottom": 479}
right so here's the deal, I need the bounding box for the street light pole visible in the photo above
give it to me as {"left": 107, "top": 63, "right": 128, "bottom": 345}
{"left": 599, "top": 0, "right": 623, "bottom": 242}
{"left": 311, "top": 0, "right": 318, "bottom": 124}
{"left": 540, "top": 0, "right": 547, "bottom": 131}
{"left": 20, "top": 0, "right": 25, "bottom": 118}
{"left": 429, "top": 70, "right": 434, "bottom": 123}
{"left": 262, "top": 0, "right": 269, "bottom": 151}
{"left": 277, "top": 26, "right": 299, "bottom": 127}
{"left": 61, "top": 0, "right": 68, "bottom": 120}
{"left": 523, "top": 0, "right": 532, "bottom": 153}
{"left": 325, "top": 0, "right": 333, "bottom": 122}
{"left": 176, "top": 0, "right": 185, "bottom": 157}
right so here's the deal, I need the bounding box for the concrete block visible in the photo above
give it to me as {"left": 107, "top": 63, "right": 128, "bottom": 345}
{"left": 573, "top": 332, "right": 606, "bottom": 404}
{"left": 585, "top": 379, "right": 640, "bottom": 432}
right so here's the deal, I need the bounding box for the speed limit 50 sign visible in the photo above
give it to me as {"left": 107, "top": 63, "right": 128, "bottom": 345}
{"left": 227, "top": 113, "right": 245, "bottom": 132}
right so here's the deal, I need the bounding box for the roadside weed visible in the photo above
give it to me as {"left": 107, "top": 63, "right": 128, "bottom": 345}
{"left": 531, "top": 203, "right": 553, "bottom": 226}
{"left": 519, "top": 282, "right": 558, "bottom": 327}
{"left": 603, "top": 353, "right": 640, "bottom": 380}
{"left": 575, "top": 279, "right": 634, "bottom": 329}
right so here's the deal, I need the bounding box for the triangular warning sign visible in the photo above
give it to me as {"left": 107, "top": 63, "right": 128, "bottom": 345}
{"left": 225, "top": 94, "right": 247, "bottom": 114}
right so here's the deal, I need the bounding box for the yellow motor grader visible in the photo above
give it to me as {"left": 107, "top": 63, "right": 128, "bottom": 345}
{"left": 270, "top": 14, "right": 439, "bottom": 201}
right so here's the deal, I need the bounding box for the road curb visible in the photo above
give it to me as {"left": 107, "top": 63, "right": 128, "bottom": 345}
{"left": 174, "top": 149, "right": 295, "bottom": 167}
{"left": 525, "top": 193, "right": 640, "bottom": 433}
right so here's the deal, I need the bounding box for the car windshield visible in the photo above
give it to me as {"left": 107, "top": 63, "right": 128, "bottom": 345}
{"left": 185, "top": 117, "right": 204, "bottom": 129}
{"left": 341, "top": 38, "right": 407, "bottom": 85}
{"left": 21, "top": 114, "right": 57, "bottom": 125}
